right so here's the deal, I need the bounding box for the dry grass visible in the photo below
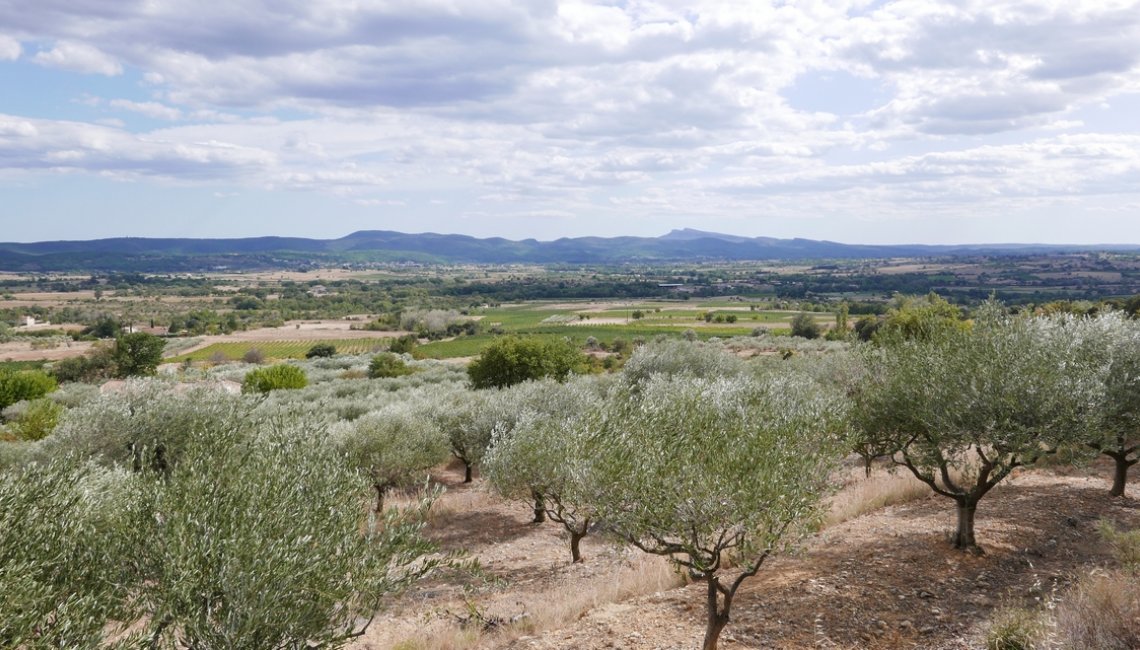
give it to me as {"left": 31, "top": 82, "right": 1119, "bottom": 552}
{"left": 1053, "top": 569, "right": 1140, "bottom": 649}
{"left": 386, "top": 553, "right": 682, "bottom": 649}
{"left": 825, "top": 467, "right": 932, "bottom": 526}
{"left": 518, "top": 554, "right": 682, "bottom": 634}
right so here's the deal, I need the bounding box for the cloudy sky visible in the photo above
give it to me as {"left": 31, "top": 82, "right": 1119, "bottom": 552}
{"left": 2, "top": 1, "right": 1140, "bottom": 245}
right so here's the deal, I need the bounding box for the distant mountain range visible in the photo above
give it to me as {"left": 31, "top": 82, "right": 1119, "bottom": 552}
{"left": 0, "top": 228, "right": 1136, "bottom": 272}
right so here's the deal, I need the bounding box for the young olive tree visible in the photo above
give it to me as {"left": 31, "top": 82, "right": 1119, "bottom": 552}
{"left": 429, "top": 388, "right": 507, "bottom": 483}
{"left": 588, "top": 374, "right": 844, "bottom": 650}
{"left": 483, "top": 378, "right": 601, "bottom": 563}
{"left": 1, "top": 460, "right": 148, "bottom": 649}
{"left": 39, "top": 384, "right": 252, "bottom": 476}
{"left": 334, "top": 403, "right": 449, "bottom": 511}
{"left": 619, "top": 337, "right": 746, "bottom": 392}
{"left": 854, "top": 309, "right": 1104, "bottom": 551}
{"left": 1079, "top": 312, "right": 1140, "bottom": 497}
{"left": 142, "top": 422, "right": 445, "bottom": 649}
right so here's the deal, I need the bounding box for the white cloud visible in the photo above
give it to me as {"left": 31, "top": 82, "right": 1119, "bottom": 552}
{"left": 3, "top": 2, "right": 1140, "bottom": 242}
{"left": 0, "top": 113, "right": 274, "bottom": 180}
{"left": 0, "top": 35, "right": 20, "bottom": 60}
{"left": 32, "top": 41, "right": 122, "bottom": 76}
{"left": 108, "top": 99, "right": 183, "bottom": 121}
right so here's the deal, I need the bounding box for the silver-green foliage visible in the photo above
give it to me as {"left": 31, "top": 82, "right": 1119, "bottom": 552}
{"left": 619, "top": 338, "right": 746, "bottom": 391}
{"left": 854, "top": 308, "right": 1106, "bottom": 549}
{"left": 0, "top": 461, "right": 147, "bottom": 648}
{"left": 483, "top": 378, "right": 602, "bottom": 562}
{"left": 1079, "top": 312, "right": 1140, "bottom": 496}
{"left": 40, "top": 383, "right": 253, "bottom": 473}
{"left": 142, "top": 424, "right": 441, "bottom": 649}
{"left": 334, "top": 403, "right": 450, "bottom": 508}
{"left": 429, "top": 387, "right": 512, "bottom": 482}
{"left": 588, "top": 372, "right": 844, "bottom": 649}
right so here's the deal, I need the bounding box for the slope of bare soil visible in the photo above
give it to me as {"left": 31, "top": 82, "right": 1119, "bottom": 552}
{"left": 354, "top": 466, "right": 1139, "bottom": 650}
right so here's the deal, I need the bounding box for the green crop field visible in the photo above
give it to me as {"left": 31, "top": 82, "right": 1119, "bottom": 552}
{"left": 170, "top": 339, "right": 390, "bottom": 362}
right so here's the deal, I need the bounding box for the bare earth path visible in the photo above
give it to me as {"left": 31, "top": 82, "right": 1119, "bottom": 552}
{"left": 352, "top": 467, "right": 1139, "bottom": 650}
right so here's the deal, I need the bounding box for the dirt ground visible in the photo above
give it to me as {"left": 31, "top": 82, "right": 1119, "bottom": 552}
{"left": 170, "top": 320, "right": 406, "bottom": 356}
{"left": 353, "top": 463, "right": 1139, "bottom": 650}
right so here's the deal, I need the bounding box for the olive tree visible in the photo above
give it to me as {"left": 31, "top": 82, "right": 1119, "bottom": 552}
{"left": 588, "top": 373, "right": 844, "bottom": 650}
{"left": 1079, "top": 312, "right": 1140, "bottom": 497}
{"left": 854, "top": 309, "right": 1104, "bottom": 551}
{"left": 1, "top": 461, "right": 147, "bottom": 648}
{"left": 39, "top": 384, "right": 252, "bottom": 476}
{"left": 334, "top": 403, "right": 449, "bottom": 511}
{"left": 619, "top": 337, "right": 746, "bottom": 392}
{"left": 483, "top": 378, "right": 601, "bottom": 562}
{"left": 429, "top": 388, "right": 508, "bottom": 483}
{"left": 141, "top": 424, "right": 444, "bottom": 649}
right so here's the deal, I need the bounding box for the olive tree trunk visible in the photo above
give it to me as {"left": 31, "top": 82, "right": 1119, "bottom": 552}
{"left": 702, "top": 576, "right": 731, "bottom": 650}
{"left": 1107, "top": 451, "right": 1137, "bottom": 498}
{"left": 952, "top": 500, "right": 978, "bottom": 550}
{"left": 531, "top": 491, "right": 546, "bottom": 524}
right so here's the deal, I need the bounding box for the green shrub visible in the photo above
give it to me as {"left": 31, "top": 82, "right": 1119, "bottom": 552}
{"left": 467, "top": 336, "right": 585, "bottom": 389}
{"left": 306, "top": 343, "right": 337, "bottom": 358}
{"left": 389, "top": 334, "right": 419, "bottom": 355}
{"left": 369, "top": 353, "right": 412, "bottom": 379}
{"left": 8, "top": 398, "right": 63, "bottom": 441}
{"left": 0, "top": 370, "right": 57, "bottom": 410}
{"left": 790, "top": 312, "right": 821, "bottom": 339}
{"left": 242, "top": 364, "right": 308, "bottom": 394}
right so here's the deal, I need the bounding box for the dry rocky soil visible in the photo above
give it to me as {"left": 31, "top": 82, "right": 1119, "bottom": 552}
{"left": 351, "top": 461, "right": 1140, "bottom": 650}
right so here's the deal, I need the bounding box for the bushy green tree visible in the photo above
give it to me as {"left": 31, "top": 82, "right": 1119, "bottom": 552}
{"left": 334, "top": 404, "right": 449, "bottom": 511}
{"left": 587, "top": 373, "right": 844, "bottom": 650}
{"left": 854, "top": 308, "right": 1104, "bottom": 551}
{"left": 790, "top": 312, "right": 821, "bottom": 339}
{"left": 112, "top": 332, "right": 166, "bottom": 377}
{"left": 874, "top": 292, "right": 969, "bottom": 344}
{"left": 51, "top": 346, "right": 116, "bottom": 383}
{"left": 467, "top": 336, "right": 585, "bottom": 389}
{"left": 388, "top": 334, "right": 419, "bottom": 355}
{"left": 305, "top": 343, "right": 337, "bottom": 358}
{"left": 242, "top": 364, "right": 308, "bottom": 394}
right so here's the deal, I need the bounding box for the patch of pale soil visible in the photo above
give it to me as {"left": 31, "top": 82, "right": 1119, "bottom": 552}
{"left": 356, "top": 466, "right": 1139, "bottom": 650}
{"left": 0, "top": 340, "right": 94, "bottom": 361}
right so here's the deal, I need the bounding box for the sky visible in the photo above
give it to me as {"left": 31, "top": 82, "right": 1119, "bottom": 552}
{"left": 1, "top": 0, "right": 1140, "bottom": 245}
